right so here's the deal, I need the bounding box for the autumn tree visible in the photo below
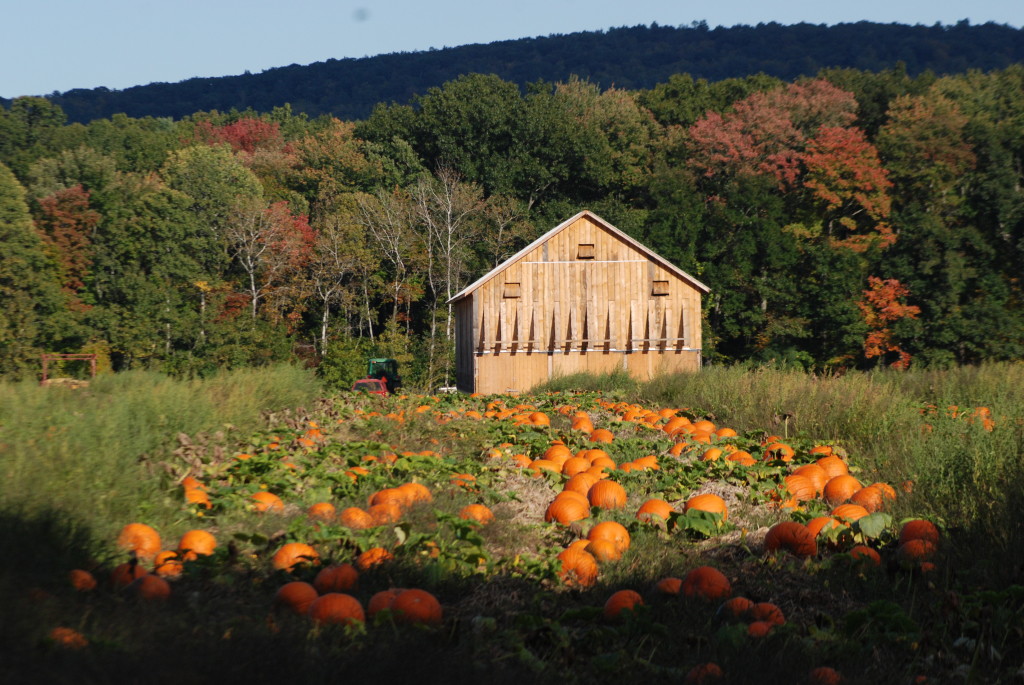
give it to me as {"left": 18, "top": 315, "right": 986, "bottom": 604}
{"left": 33, "top": 184, "right": 101, "bottom": 301}
{"left": 857, "top": 277, "right": 920, "bottom": 368}
{"left": 224, "top": 197, "right": 315, "bottom": 323}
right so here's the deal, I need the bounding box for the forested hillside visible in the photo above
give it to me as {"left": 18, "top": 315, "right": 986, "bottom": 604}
{"left": 4, "top": 21, "right": 1023, "bottom": 124}
{"left": 1, "top": 63, "right": 1022, "bottom": 386}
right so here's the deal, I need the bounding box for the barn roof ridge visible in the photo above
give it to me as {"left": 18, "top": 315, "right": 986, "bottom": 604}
{"left": 448, "top": 209, "right": 710, "bottom": 303}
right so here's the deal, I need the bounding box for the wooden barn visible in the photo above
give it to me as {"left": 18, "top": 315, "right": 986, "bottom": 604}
{"left": 449, "top": 210, "right": 710, "bottom": 394}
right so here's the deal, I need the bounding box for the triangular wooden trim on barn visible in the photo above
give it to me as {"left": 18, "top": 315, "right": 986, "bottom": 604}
{"left": 448, "top": 210, "right": 709, "bottom": 304}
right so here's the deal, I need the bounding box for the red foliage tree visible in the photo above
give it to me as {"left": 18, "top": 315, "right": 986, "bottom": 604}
{"left": 193, "top": 118, "right": 284, "bottom": 154}
{"left": 802, "top": 126, "right": 894, "bottom": 251}
{"left": 34, "top": 185, "right": 100, "bottom": 300}
{"left": 688, "top": 79, "right": 893, "bottom": 252}
{"left": 688, "top": 79, "right": 858, "bottom": 187}
{"left": 226, "top": 198, "right": 315, "bottom": 326}
{"left": 857, "top": 277, "right": 921, "bottom": 369}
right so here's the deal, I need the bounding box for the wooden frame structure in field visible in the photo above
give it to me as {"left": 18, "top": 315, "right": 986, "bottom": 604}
{"left": 449, "top": 210, "right": 710, "bottom": 394}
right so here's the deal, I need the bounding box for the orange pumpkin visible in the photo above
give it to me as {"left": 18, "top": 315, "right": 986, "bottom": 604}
{"left": 459, "top": 504, "right": 495, "bottom": 525}
{"left": 367, "top": 588, "right": 404, "bottom": 617}
{"left": 544, "top": 444, "right": 573, "bottom": 462}
{"left": 808, "top": 666, "right": 843, "bottom": 685}
{"left": 397, "top": 481, "right": 433, "bottom": 504}
{"left": 589, "top": 428, "right": 615, "bottom": 443}
{"left": 692, "top": 419, "right": 716, "bottom": 433}
{"left": 272, "top": 542, "right": 320, "bottom": 572}
{"left": 822, "top": 475, "right": 862, "bottom": 505}
{"left": 764, "top": 521, "right": 817, "bottom": 558}
{"left": 684, "top": 662, "right": 724, "bottom": 685}
{"left": 682, "top": 565, "right": 731, "bottom": 601}
{"left": 897, "top": 539, "right": 937, "bottom": 565}
{"left": 700, "top": 447, "right": 723, "bottom": 462}
{"left": 368, "top": 487, "right": 409, "bottom": 510}
{"left": 717, "top": 596, "right": 754, "bottom": 621}
{"left": 585, "top": 538, "right": 622, "bottom": 563}
{"left": 273, "top": 581, "right": 319, "bottom": 615}
{"left": 564, "top": 472, "right": 600, "bottom": 496}
{"left": 48, "top": 627, "right": 88, "bottom": 649}
{"left": 561, "top": 456, "right": 592, "bottom": 476}
{"left": 555, "top": 489, "right": 591, "bottom": 506}
{"left": 368, "top": 501, "right": 403, "bottom": 525}
{"left": 831, "top": 504, "right": 870, "bottom": 523}
{"left": 587, "top": 521, "right": 631, "bottom": 554}
{"left": 871, "top": 482, "right": 898, "bottom": 502}
{"left": 806, "top": 516, "right": 845, "bottom": 540}
{"left": 603, "top": 589, "right": 644, "bottom": 621}
{"left": 307, "top": 502, "right": 336, "bottom": 522}
{"left": 128, "top": 574, "right": 171, "bottom": 601}
{"left": 356, "top": 547, "right": 394, "bottom": 571}
{"left": 391, "top": 588, "right": 443, "bottom": 625}
{"left": 684, "top": 493, "right": 728, "bottom": 520}
{"left": 899, "top": 519, "right": 940, "bottom": 547}
{"left": 110, "top": 561, "right": 146, "bottom": 588}
{"left": 528, "top": 459, "right": 560, "bottom": 475}
{"left": 654, "top": 577, "right": 682, "bottom": 596}
{"left": 749, "top": 601, "right": 786, "bottom": 626}
{"left": 528, "top": 411, "right": 550, "bottom": 426}
{"left": 783, "top": 474, "right": 816, "bottom": 502}
{"left": 177, "top": 530, "right": 216, "bottom": 561}
{"left": 556, "top": 547, "right": 598, "bottom": 587}
{"left": 663, "top": 416, "right": 692, "bottom": 436}
{"left": 313, "top": 564, "right": 359, "bottom": 593}
{"left": 815, "top": 455, "right": 849, "bottom": 479}
{"left": 153, "top": 550, "right": 183, "bottom": 578}
{"left": 545, "top": 496, "right": 591, "bottom": 524}
{"left": 636, "top": 498, "right": 675, "bottom": 523}
{"left": 849, "top": 545, "right": 881, "bottom": 567}
{"left": 747, "top": 620, "right": 773, "bottom": 637}
{"left": 338, "top": 507, "right": 375, "bottom": 530}
{"left": 726, "top": 450, "right": 756, "bottom": 466}
{"left": 763, "top": 442, "right": 795, "bottom": 461}
{"left": 116, "top": 523, "right": 161, "bottom": 563}
{"left": 307, "top": 593, "right": 365, "bottom": 626}
{"left": 791, "top": 464, "right": 829, "bottom": 495}
{"left": 69, "top": 569, "right": 97, "bottom": 592}
{"left": 849, "top": 486, "right": 884, "bottom": 512}
{"left": 572, "top": 417, "right": 595, "bottom": 432}
{"left": 587, "top": 480, "right": 627, "bottom": 510}
{"left": 251, "top": 491, "right": 284, "bottom": 513}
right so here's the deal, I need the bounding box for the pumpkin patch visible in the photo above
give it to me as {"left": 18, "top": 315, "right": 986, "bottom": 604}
{"left": 16, "top": 384, "right": 1018, "bottom": 683}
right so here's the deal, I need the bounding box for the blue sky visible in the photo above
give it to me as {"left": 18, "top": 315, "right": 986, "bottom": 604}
{"left": 3, "top": 0, "right": 1022, "bottom": 98}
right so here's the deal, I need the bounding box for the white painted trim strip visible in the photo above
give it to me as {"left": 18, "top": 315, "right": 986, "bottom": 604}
{"left": 520, "top": 260, "right": 648, "bottom": 264}
{"left": 473, "top": 348, "right": 701, "bottom": 355}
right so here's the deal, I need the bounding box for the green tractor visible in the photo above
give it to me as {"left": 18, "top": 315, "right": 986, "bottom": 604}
{"left": 354, "top": 358, "right": 401, "bottom": 395}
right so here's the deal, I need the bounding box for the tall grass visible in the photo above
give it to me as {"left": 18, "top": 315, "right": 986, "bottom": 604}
{"left": 0, "top": 364, "right": 324, "bottom": 563}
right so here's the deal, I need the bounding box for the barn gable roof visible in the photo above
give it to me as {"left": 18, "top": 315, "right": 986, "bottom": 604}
{"left": 448, "top": 209, "right": 710, "bottom": 304}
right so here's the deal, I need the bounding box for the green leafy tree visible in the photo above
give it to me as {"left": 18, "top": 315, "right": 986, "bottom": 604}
{"left": 0, "top": 97, "right": 68, "bottom": 176}
{"left": 0, "top": 162, "right": 69, "bottom": 378}
{"left": 161, "top": 144, "right": 263, "bottom": 274}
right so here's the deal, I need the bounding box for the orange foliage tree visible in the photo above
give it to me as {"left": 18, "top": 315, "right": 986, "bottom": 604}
{"left": 857, "top": 277, "right": 920, "bottom": 368}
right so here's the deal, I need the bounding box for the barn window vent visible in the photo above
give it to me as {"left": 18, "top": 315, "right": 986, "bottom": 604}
{"left": 577, "top": 243, "right": 595, "bottom": 259}
{"left": 652, "top": 280, "right": 670, "bottom": 296}
{"left": 503, "top": 282, "right": 521, "bottom": 298}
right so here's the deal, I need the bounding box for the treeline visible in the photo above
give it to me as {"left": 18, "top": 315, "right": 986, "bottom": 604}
{"left": 5, "top": 22, "right": 1024, "bottom": 125}
{"left": 1, "top": 65, "right": 1023, "bottom": 387}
